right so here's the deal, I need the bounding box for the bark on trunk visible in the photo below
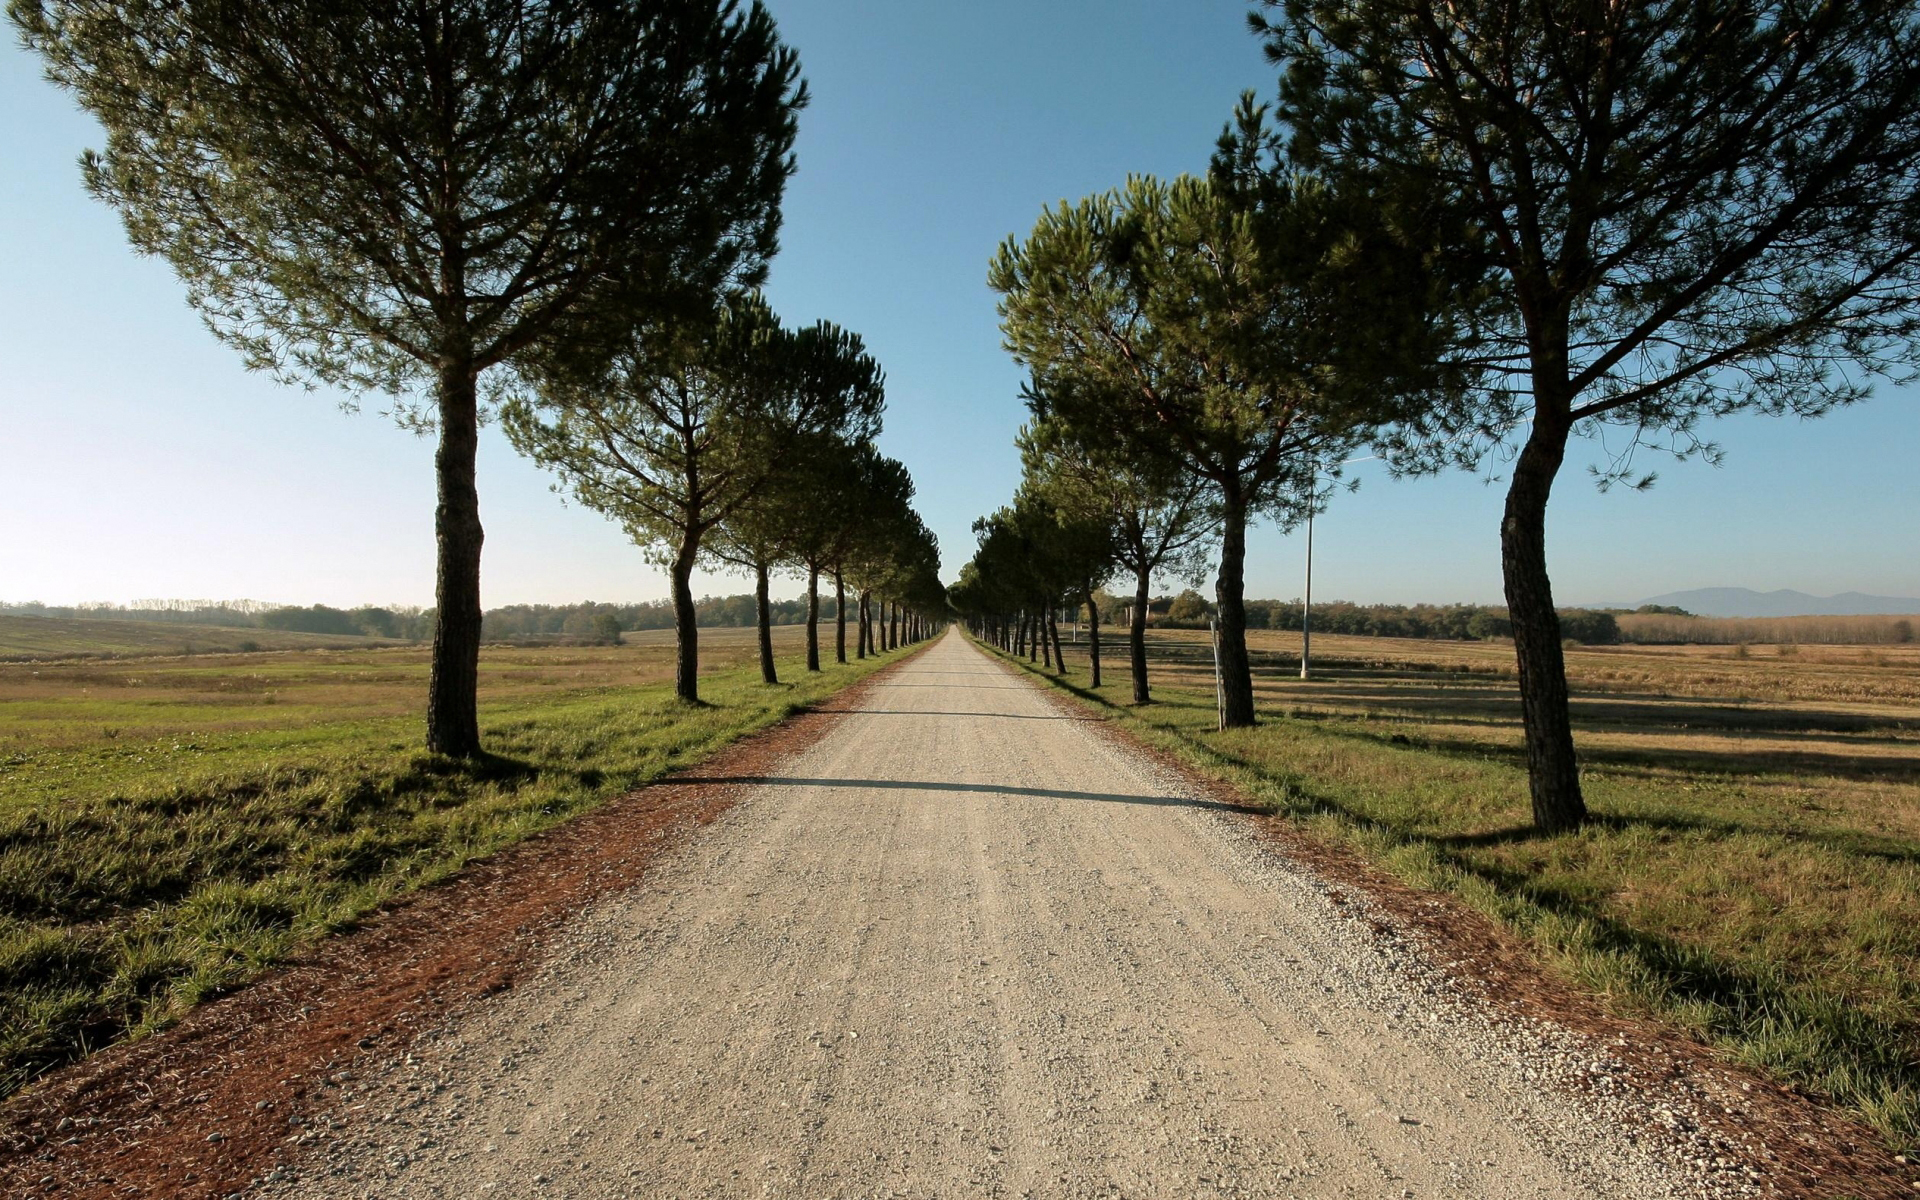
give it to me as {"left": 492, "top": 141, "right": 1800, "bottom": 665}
{"left": 755, "top": 561, "right": 777, "bottom": 685}
{"left": 1130, "top": 567, "right": 1151, "bottom": 705}
{"left": 834, "top": 568, "right": 848, "bottom": 664}
{"left": 1041, "top": 607, "right": 1054, "bottom": 668}
{"left": 1216, "top": 497, "right": 1256, "bottom": 728}
{"left": 426, "top": 361, "right": 485, "bottom": 758}
{"left": 888, "top": 602, "right": 899, "bottom": 652}
{"left": 1503, "top": 419, "right": 1588, "bottom": 832}
{"left": 805, "top": 562, "right": 821, "bottom": 672}
{"left": 858, "top": 590, "right": 870, "bottom": 658}
{"left": 1048, "top": 608, "right": 1065, "bottom": 675}
{"left": 671, "top": 538, "right": 700, "bottom": 704}
{"left": 1086, "top": 585, "right": 1102, "bottom": 689}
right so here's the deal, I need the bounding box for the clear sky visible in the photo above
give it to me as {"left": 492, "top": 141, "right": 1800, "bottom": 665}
{"left": 3, "top": 1, "right": 1917, "bottom": 610}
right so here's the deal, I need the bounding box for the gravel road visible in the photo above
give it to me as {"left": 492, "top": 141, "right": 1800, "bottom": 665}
{"left": 263, "top": 631, "right": 1744, "bottom": 1199}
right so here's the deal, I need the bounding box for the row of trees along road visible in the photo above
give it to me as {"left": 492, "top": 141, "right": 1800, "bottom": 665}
{"left": 502, "top": 291, "right": 944, "bottom": 702}
{"left": 973, "top": 3, "right": 1920, "bottom": 834}
{"left": 15, "top": 0, "right": 944, "bottom": 741}
{"left": 949, "top": 421, "right": 1215, "bottom": 705}
{"left": 986, "top": 101, "right": 1463, "bottom": 728}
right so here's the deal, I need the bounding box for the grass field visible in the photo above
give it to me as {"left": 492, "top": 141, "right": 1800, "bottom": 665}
{"left": 1001, "top": 625, "right": 1920, "bottom": 1150}
{"left": 0, "top": 623, "right": 905, "bottom": 1097}
{"left": 1617, "top": 612, "right": 1918, "bottom": 646}
{"left": 0, "top": 613, "right": 397, "bottom": 661}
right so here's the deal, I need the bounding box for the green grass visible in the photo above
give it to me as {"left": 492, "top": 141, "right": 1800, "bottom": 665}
{"left": 0, "top": 613, "right": 391, "bottom": 661}
{"left": 0, "top": 627, "right": 910, "bottom": 1098}
{"left": 985, "top": 631, "right": 1920, "bottom": 1152}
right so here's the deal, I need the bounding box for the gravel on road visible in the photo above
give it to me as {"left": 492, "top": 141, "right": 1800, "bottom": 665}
{"left": 261, "top": 631, "right": 1758, "bottom": 1199}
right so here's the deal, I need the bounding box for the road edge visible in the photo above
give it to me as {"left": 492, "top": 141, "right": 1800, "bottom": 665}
{"left": 972, "top": 633, "right": 1915, "bottom": 1200}
{"left": 0, "top": 640, "right": 937, "bottom": 1200}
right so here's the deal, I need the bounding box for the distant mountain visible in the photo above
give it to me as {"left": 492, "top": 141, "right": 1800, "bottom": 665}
{"left": 1635, "top": 587, "right": 1920, "bottom": 617}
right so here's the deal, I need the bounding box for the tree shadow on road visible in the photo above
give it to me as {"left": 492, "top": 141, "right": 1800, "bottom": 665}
{"left": 669, "top": 774, "right": 1257, "bottom": 814}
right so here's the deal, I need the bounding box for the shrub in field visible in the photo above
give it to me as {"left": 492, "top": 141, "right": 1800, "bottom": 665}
{"left": 1556, "top": 611, "right": 1620, "bottom": 646}
{"left": 1467, "top": 611, "right": 1512, "bottom": 641}
{"left": 259, "top": 605, "right": 361, "bottom": 637}
{"left": 1168, "top": 590, "right": 1214, "bottom": 624}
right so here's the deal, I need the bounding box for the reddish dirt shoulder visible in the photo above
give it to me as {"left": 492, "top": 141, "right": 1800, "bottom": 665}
{"left": 0, "top": 660, "right": 911, "bottom": 1200}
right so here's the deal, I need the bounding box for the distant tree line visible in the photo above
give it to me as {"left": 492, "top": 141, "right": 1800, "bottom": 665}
{"left": 1063, "top": 594, "right": 1627, "bottom": 644}
{"left": 3, "top": 594, "right": 871, "bottom": 647}
{"left": 0, "top": 600, "right": 278, "bottom": 628}
{"left": 482, "top": 596, "right": 850, "bottom": 641}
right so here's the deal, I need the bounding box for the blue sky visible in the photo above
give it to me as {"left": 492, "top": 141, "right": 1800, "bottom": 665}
{"left": 3, "top": 1, "right": 1917, "bottom": 609}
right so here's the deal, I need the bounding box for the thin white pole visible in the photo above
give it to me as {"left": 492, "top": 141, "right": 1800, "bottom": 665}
{"left": 1301, "top": 482, "right": 1314, "bottom": 681}
{"left": 1209, "top": 616, "right": 1225, "bottom": 731}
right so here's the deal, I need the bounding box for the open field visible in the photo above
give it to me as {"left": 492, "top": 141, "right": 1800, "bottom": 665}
{"left": 0, "top": 624, "right": 903, "bottom": 1097}
{"left": 0, "top": 613, "right": 400, "bottom": 662}
{"left": 1009, "top": 625, "right": 1920, "bottom": 1149}
{"left": 1617, "top": 612, "right": 1918, "bottom": 646}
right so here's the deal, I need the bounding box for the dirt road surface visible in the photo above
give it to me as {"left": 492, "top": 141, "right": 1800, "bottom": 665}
{"left": 263, "top": 631, "right": 1732, "bottom": 1199}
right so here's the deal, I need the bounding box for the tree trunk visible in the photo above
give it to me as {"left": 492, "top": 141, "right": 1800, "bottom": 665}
{"left": 755, "top": 561, "right": 777, "bottom": 685}
{"left": 834, "top": 568, "right": 848, "bottom": 663}
{"left": 1503, "top": 419, "right": 1588, "bottom": 832}
{"left": 671, "top": 537, "right": 700, "bottom": 704}
{"left": 888, "top": 602, "right": 899, "bottom": 651}
{"left": 426, "top": 361, "right": 485, "bottom": 758}
{"left": 805, "top": 562, "right": 821, "bottom": 672}
{"left": 1041, "top": 606, "right": 1054, "bottom": 668}
{"left": 1086, "top": 584, "right": 1102, "bottom": 689}
{"left": 1130, "top": 566, "right": 1151, "bottom": 705}
{"left": 858, "top": 590, "right": 870, "bottom": 658}
{"left": 1216, "top": 497, "right": 1255, "bottom": 729}
{"left": 1048, "top": 607, "right": 1065, "bottom": 675}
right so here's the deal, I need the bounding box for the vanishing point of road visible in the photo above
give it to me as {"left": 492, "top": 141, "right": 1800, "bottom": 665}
{"left": 266, "top": 631, "right": 1719, "bottom": 1199}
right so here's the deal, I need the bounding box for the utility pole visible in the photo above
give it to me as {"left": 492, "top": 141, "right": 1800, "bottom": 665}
{"left": 1300, "top": 478, "right": 1314, "bottom": 681}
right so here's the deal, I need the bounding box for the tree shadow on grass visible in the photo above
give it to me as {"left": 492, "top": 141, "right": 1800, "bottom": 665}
{"left": 1335, "top": 721, "right": 1920, "bottom": 787}
{"left": 409, "top": 751, "right": 540, "bottom": 787}
{"left": 1197, "top": 742, "right": 1920, "bottom": 1105}
{"left": 1436, "top": 812, "right": 1920, "bottom": 867}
